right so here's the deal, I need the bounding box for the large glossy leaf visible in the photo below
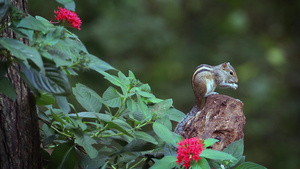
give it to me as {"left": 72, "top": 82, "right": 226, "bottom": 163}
{"left": 134, "top": 131, "right": 158, "bottom": 145}
{"left": 55, "top": 96, "right": 70, "bottom": 114}
{"left": 149, "top": 156, "right": 177, "bottom": 169}
{"left": 102, "top": 86, "right": 122, "bottom": 108}
{"left": 22, "top": 63, "right": 71, "bottom": 96}
{"left": 200, "top": 149, "right": 236, "bottom": 161}
{"left": 137, "top": 94, "right": 150, "bottom": 119}
{"left": 203, "top": 138, "right": 219, "bottom": 148}
{"left": 88, "top": 54, "right": 115, "bottom": 73}
{"left": 17, "top": 15, "right": 48, "bottom": 32}
{"left": 0, "top": 0, "right": 10, "bottom": 23}
{"left": 0, "top": 38, "right": 43, "bottom": 71}
{"left": 235, "top": 162, "right": 267, "bottom": 169}
{"left": 79, "top": 154, "right": 109, "bottom": 169}
{"left": 223, "top": 139, "right": 244, "bottom": 159}
{"left": 36, "top": 92, "right": 56, "bottom": 105}
{"left": 0, "top": 61, "right": 16, "bottom": 100}
{"left": 0, "top": 77, "right": 16, "bottom": 101}
{"left": 190, "top": 158, "right": 210, "bottom": 169}
{"left": 222, "top": 139, "right": 244, "bottom": 167}
{"left": 47, "top": 47, "right": 73, "bottom": 67}
{"left": 36, "top": 16, "right": 54, "bottom": 27}
{"left": 149, "top": 99, "right": 173, "bottom": 116}
{"left": 153, "top": 122, "right": 173, "bottom": 144}
{"left": 73, "top": 83, "right": 102, "bottom": 113}
{"left": 107, "top": 120, "right": 133, "bottom": 138}
{"left": 74, "top": 129, "right": 98, "bottom": 159}
{"left": 119, "top": 139, "right": 157, "bottom": 154}
{"left": 165, "top": 108, "right": 185, "bottom": 122}
{"left": 48, "top": 142, "right": 76, "bottom": 169}
{"left": 56, "top": 0, "right": 75, "bottom": 11}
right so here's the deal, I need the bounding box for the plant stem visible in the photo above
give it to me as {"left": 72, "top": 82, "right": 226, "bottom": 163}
{"left": 100, "top": 121, "right": 151, "bottom": 138}
{"left": 129, "top": 158, "right": 146, "bottom": 169}
{"left": 50, "top": 125, "right": 72, "bottom": 138}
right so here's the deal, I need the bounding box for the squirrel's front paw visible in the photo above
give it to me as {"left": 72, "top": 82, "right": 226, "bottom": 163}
{"left": 232, "top": 83, "right": 238, "bottom": 90}
{"left": 205, "top": 92, "right": 219, "bottom": 97}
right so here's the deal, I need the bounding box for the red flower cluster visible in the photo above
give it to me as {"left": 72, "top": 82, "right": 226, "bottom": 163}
{"left": 176, "top": 137, "right": 204, "bottom": 168}
{"left": 52, "top": 7, "right": 82, "bottom": 30}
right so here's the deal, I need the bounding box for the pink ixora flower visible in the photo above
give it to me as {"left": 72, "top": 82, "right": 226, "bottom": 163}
{"left": 176, "top": 137, "right": 204, "bottom": 168}
{"left": 51, "top": 7, "right": 82, "bottom": 30}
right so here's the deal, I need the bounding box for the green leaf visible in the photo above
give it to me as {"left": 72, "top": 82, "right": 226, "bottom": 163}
{"left": 119, "top": 139, "right": 157, "bottom": 153}
{"left": 222, "top": 139, "right": 244, "bottom": 167}
{"left": 126, "top": 98, "right": 137, "bottom": 113}
{"left": 48, "top": 142, "right": 76, "bottom": 169}
{"left": 150, "top": 156, "right": 177, "bottom": 169}
{"left": 0, "top": 77, "right": 16, "bottom": 101}
{"left": 137, "top": 90, "right": 154, "bottom": 98}
{"left": 112, "top": 119, "right": 132, "bottom": 129}
{"left": 165, "top": 108, "right": 186, "bottom": 122}
{"left": 235, "top": 162, "right": 267, "bottom": 169}
{"left": 155, "top": 115, "right": 172, "bottom": 130}
{"left": 17, "top": 15, "right": 48, "bottom": 32}
{"left": 73, "top": 83, "right": 102, "bottom": 113}
{"left": 134, "top": 131, "right": 158, "bottom": 145}
{"left": 47, "top": 48, "right": 73, "bottom": 67}
{"left": 56, "top": 0, "right": 75, "bottom": 11}
{"left": 153, "top": 122, "right": 173, "bottom": 144}
{"left": 190, "top": 158, "right": 210, "bottom": 169}
{"left": 128, "top": 70, "right": 135, "bottom": 79}
{"left": 107, "top": 120, "right": 133, "bottom": 138}
{"left": 35, "top": 16, "right": 54, "bottom": 27}
{"left": 137, "top": 94, "right": 150, "bottom": 119}
{"left": 22, "top": 62, "right": 71, "bottom": 96}
{"left": 94, "top": 113, "right": 112, "bottom": 122}
{"left": 74, "top": 129, "right": 98, "bottom": 159}
{"left": 79, "top": 154, "right": 109, "bottom": 169}
{"left": 0, "top": 0, "right": 10, "bottom": 23}
{"left": 223, "top": 139, "right": 244, "bottom": 159}
{"left": 149, "top": 99, "right": 173, "bottom": 117}
{"left": 36, "top": 92, "right": 55, "bottom": 105}
{"left": 69, "top": 112, "right": 96, "bottom": 119}
{"left": 88, "top": 54, "right": 115, "bottom": 72}
{"left": 0, "top": 38, "right": 43, "bottom": 71}
{"left": 102, "top": 86, "right": 121, "bottom": 108}
{"left": 0, "top": 61, "right": 8, "bottom": 77}
{"left": 54, "top": 96, "right": 70, "bottom": 114}
{"left": 200, "top": 149, "right": 236, "bottom": 161}
{"left": 50, "top": 109, "right": 65, "bottom": 125}
{"left": 203, "top": 138, "right": 219, "bottom": 148}
{"left": 99, "top": 71, "right": 123, "bottom": 88}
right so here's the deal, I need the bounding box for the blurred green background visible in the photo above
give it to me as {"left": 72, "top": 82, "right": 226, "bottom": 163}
{"left": 29, "top": 0, "right": 300, "bottom": 168}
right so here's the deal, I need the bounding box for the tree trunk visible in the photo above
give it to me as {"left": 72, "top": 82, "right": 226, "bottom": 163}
{"left": 0, "top": 0, "right": 41, "bottom": 168}
{"left": 181, "top": 94, "right": 245, "bottom": 151}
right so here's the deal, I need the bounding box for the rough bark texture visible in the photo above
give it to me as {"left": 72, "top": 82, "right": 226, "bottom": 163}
{"left": 0, "top": 0, "right": 41, "bottom": 168}
{"left": 181, "top": 94, "right": 245, "bottom": 151}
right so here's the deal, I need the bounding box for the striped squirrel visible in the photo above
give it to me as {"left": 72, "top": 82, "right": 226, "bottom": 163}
{"left": 174, "top": 62, "right": 238, "bottom": 135}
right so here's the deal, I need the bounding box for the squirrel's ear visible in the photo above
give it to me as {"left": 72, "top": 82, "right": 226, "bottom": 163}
{"left": 222, "top": 62, "right": 228, "bottom": 68}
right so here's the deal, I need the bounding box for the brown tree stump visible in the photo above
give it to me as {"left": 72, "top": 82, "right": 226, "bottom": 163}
{"left": 181, "top": 94, "right": 245, "bottom": 151}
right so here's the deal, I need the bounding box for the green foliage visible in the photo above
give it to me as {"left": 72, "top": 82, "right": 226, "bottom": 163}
{"left": 201, "top": 149, "right": 236, "bottom": 161}
{"left": 0, "top": 61, "right": 16, "bottom": 100}
{"left": 56, "top": 0, "right": 75, "bottom": 11}
{"left": 203, "top": 138, "right": 219, "bottom": 148}
{"left": 235, "top": 162, "right": 267, "bottom": 169}
{"left": 36, "top": 67, "right": 183, "bottom": 168}
{"left": 190, "top": 158, "right": 210, "bottom": 169}
{"left": 150, "top": 156, "right": 177, "bottom": 169}
{"left": 0, "top": 0, "right": 10, "bottom": 23}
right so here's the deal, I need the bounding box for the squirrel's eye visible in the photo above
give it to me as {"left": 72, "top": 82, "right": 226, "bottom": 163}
{"left": 230, "top": 71, "right": 234, "bottom": 75}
